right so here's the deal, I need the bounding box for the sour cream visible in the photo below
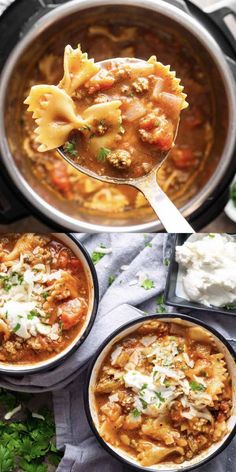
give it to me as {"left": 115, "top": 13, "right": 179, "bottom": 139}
{"left": 176, "top": 234, "right": 236, "bottom": 307}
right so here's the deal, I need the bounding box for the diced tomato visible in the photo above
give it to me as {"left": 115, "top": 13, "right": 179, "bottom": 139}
{"left": 56, "top": 249, "right": 70, "bottom": 269}
{"left": 184, "top": 109, "right": 203, "bottom": 128}
{"left": 67, "top": 258, "right": 82, "bottom": 274}
{"left": 51, "top": 161, "right": 71, "bottom": 194}
{"left": 59, "top": 297, "right": 86, "bottom": 330}
{"left": 171, "top": 147, "right": 196, "bottom": 169}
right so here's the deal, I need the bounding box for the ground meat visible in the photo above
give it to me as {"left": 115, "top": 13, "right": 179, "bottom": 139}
{"left": 132, "top": 77, "right": 149, "bottom": 93}
{"left": 94, "top": 119, "right": 109, "bottom": 136}
{"left": 107, "top": 150, "right": 132, "bottom": 169}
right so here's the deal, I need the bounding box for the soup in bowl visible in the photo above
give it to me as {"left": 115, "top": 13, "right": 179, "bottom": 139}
{"left": 86, "top": 314, "right": 236, "bottom": 470}
{"left": 0, "top": 233, "right": 98, "bottom": 374}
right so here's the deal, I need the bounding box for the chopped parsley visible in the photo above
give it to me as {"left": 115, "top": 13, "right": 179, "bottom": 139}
{"left": 0, "top": 272, "right": 24, "bottom": 293}
{"left": 63, "top": 140, "right": 78, "bottom": 157}
{"left": 144, "top": 234, "right": 152, "bottom": 247}
{"left": 141, "top": 279, "right": 155, "bottom": 290}
{"left": 91, "top": 244, "right": 106, "bottom": 265}
{"left": 42, "top": 292, "right": 49, "bottom": 301}
{"left": 141, "top": 384, "right": 148, "bottom": 390}
{"left": 163, "top": 379, "right": 170, "bottom": 387}
{"left": 13, "top": 323, "right": 21, "bottom": 333}
{"left": 79, "top": 124, "right": 91, "bottom": 132}
{"left": 156, "top": 295, "right": 166, "bottom": 313}
{"left": 96, "top": 147, "right": 111, "bottom": 162}
{"left": 223, "top": 303, "right": 236, "bottom": 310}
{"left": 189, "top": 381, "right": 206, "bottom": 392}
{"left": 139, "top": 398, "right": 148, "bottom": 409}
{"left": 230, "top": 181, "right": 236, "bottom": 207}
{"left": 108, "top": 275, "right": 116, "bottom": 286}
{"left": 131, "top": 408, "right": 141, "bottom": 418}
{"left": 199, "top": 370, "right": 207, "bottom": 377}
{"left": 27, "top": 310, "right": 40, "bottom": 320}
{"left": 155, "top": 392, "right": 165, "bottom": 403}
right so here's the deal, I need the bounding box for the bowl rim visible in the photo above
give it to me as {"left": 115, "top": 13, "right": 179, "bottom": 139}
{"left": 84, "top": 312, "right": 236, "bottom": 472}
{"left": 0, "top": 233, "right": 99, "bottom": 376}
{"left": 0, "top": 0, "right": 236, "bottom": 232}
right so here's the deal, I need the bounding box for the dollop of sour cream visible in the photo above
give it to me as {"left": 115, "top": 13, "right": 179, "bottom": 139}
{"left": 176, "top": 234, "right": 236, "bottom": 307}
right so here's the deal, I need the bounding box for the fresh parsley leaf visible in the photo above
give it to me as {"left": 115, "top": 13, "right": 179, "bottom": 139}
{"left": 91, "top": 244, "right": 107, "bottom": 265}
{"left": 108, "top": 275, "right": 116, "bottom": 286}
{"left": 141, "top": 279, "right": 155, "bottom": 290}
{"left": 230, "top": 182, "right": 236, "bottom": 207}
{"left": 131, "top": 408, "right": 141, "bottom": 418}
{"left": 223, "top": 303, "right": 236, "bottom": 310}
{"left": 189, "top": 381, "right": 206, "bottom": 392}
{"left": 0, "top": 445, "right": 14, "bottom": 472}
{"left": 156, "top": 295, "right": 166, "bottom": 313}
{"left": 0, "top": 392, "right": 17, "bottom": 410}
{"left": 0, "top": 272, "right": 23, "bottom": 293}
{"left": 19, "top": 459, "right": 47, "bottom": 472}
{"left": 63, "top": 140, "right": 77, "bottom": 157}
{"left": 13, "top": 323, "right": 21, "bottom": 333}
{"left": 27, "top": 310, "right": 39, "bottom": 320}
{"left": 155, "top": 392, "right": 165, "bottom": 403}
{"left": 42, "top": 292, "right": 49, "bottom": 301}
{"left": 96, "top": 147, "right": 111, "bottom": 162}
{"left": 139, "top": 398, "right": 148, "bottom": 409}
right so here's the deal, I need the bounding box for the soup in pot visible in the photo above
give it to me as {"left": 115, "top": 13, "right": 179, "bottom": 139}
{"left": 20, "top": 23, "right": 215, "bottom": 214}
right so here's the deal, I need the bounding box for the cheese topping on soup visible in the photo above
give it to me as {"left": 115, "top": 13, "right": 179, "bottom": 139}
{"left": 94, "top": 320, "right": 232, "bottom": 467}
{"left": 0, "top": 234, "right": 89, "bottom": 364}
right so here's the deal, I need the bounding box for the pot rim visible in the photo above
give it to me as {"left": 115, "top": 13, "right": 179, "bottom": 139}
{"left": 0, "top": 0, "right": 236, "bottom": 232}
{"left": 84, "top": 311, "right": 236, "bottom": 472}
{"left": 0, "top": 233, "right": 99, "bottom": 376}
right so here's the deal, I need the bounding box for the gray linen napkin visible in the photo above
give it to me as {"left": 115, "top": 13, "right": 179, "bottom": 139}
{"left": 0, "top": 233, "right": 169, "bottom": 391}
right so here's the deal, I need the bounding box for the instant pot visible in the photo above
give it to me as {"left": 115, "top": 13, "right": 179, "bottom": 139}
{"left": 0, "top": 0, "right": 235, "bottom": 232}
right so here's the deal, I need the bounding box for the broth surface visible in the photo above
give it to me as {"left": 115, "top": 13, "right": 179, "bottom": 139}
{"left": 20, "top": 24, "right": 215, "bottom": 214}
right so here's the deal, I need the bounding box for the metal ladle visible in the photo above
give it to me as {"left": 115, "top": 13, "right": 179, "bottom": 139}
{"left": 58, "top": 58, "right": 194, "bottom": 233}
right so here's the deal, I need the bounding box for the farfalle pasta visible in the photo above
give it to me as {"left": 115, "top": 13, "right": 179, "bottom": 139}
{"left": 25, "top": 44, "right": 188, "bottom": 179}
{"left": 93, "top": 320, "right": 232, "bottom": 467}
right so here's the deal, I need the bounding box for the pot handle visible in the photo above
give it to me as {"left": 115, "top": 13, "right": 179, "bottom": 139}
{"left": 203, "top": 1, "right": 236, "bottom": 53}
{"left": 0, "top": 171, "right": 28, "bottom": 223}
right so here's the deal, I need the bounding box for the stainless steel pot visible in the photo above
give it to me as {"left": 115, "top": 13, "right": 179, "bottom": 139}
{"left": 0, "top": 0, "right": 236, "bottom": 232}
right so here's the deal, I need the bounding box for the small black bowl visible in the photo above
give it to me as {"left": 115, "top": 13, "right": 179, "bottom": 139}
{"left": 0, "top": 233, "right": 99, "bottom": 376}
{"left": 164, "top": 234, "right": 236, "bottom": 316}
{"left": 84, "top": 312, "right": 236, "bottom": 472}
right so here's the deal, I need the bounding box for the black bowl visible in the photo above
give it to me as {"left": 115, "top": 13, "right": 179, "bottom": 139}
{"left": 0, "top": 233, "right": 99, "bottom": 376}
{"left": 85, "top": 312, "right": 236, "bottom": 472}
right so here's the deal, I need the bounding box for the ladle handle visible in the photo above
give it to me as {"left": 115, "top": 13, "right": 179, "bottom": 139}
{"left": 136, "top": 172, "right": 194, "bottom": 233}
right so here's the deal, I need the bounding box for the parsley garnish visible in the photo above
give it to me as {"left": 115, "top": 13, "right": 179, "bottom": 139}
{"left": 156, "top": 295, "right": 166, "bottom": 313}
{"left": 131, "top": 408, "right": 141, "bottom": 418}
{"left": 189, "top": 381, "right": 206, "bottom": 392}
{"left": 141, "top": 279, "right": 155, "bottom": 290}
{"left": 42, "top": 292, "right": 49, "bottom": 301}
{"left": 97, "top": 147, "right": 111, "bottom": 162}
{"left": 223, "top": 303, "right": 236, "bottom": 310}
{"left": 13, "top": 323, "right": 21, "bottom": 333}
{"left": 63, "top": 140, "right": 77, "bottom": 157}
{"left": 79, "top": 124, "right": 91, "bottom": 132}
{"left": 27, "top": 310, "right": 39, "bottom": 320}
{"left": 230, "top": 182, "right": 236, "bottom": 207}
{"left": 108, "top": 275, "right": 116, "bottom": 286}
{"left": 155, "top": 392, "right": 165, "bottom": 403}
{"left": 0, "top": 390, "right": 62, "bottom": 471}
{"left": 91, "top": 244, "right": 106, "bottom": 265}
{"left": 139, "top": 398, "right": 148, "bottom": 409}
{"left": 0, "top": 272, "right": 23, "bottom": 293}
